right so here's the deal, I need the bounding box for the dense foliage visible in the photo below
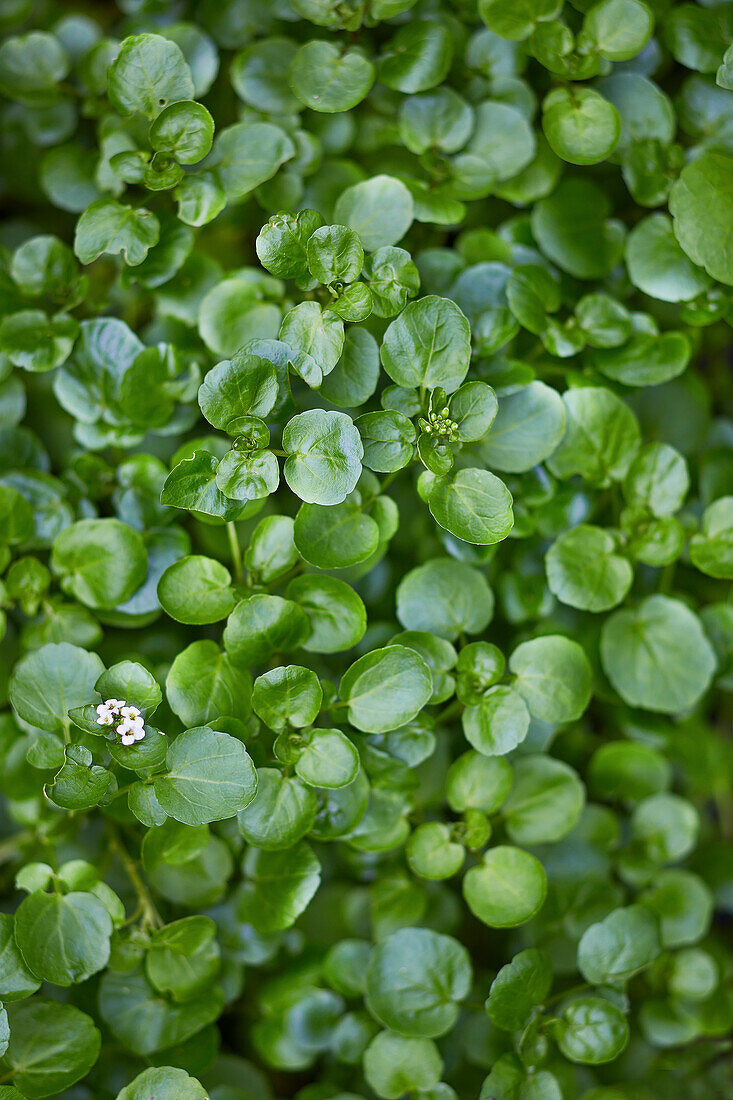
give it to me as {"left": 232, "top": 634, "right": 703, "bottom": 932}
{"left": 0, "top": 0, "right": 731, "bottom": 1097}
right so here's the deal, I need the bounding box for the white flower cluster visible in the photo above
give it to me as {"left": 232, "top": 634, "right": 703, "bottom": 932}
{"left": 96, "top": 699, "right": 146, "bottom": 745}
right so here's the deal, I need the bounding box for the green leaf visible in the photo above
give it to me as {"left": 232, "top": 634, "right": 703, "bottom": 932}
{"left": 0, "top": 914, "right": 40, "bottom": 1001}
{"left": 280, "top": 301, "right": 344, "bottom": 380}
{"left": 447, "top": 751, "right": 513, "bottom": 814}
{"left": 290, "top": 40, "right": 375, "bottom": 114}
{"left": 95, "top": 660, "right": 162, "bottom": 717}
{"left": 473, "top": 380, "right": 563, "bottom": 470}
{"left": 166, "top": 640, "right": 252, "bottom": 727}
{"left": 223, "top": 594, "right": 310, "bottom": 665}
{"left": 669, "top": 151, "right": 733, "bottom": 286}
{"left": 340, "top": 645, "right": 433, "bottom": 733}
{"left": 503, "top": 755, "right": 585, "bottom": 845}
{"left": 578, "top": 906, "right": 661, "bottom": 985}
{"left": 52, "top": 518, "right": 147, "bottom": 609}
{"left": 397, "top": 558, "right": 494, "bottom": 642}
{"left": 306, "top": 224, "right": 364, "bottom": 285}
{"left": 198, "top": 354, "right": 278, "bottom": 433}
{"left": 283, "top": 410, "right": 363, "bottom": 506}
{"left": 0, "top": 310, "right": 77, "bottom": 373}
{"left": 239, "top": 842, "right": 321, "bottom": 933}
{"left": 600, "top": 595, "right": 716, "bottom": 712}
{"left": 295, "top": 727, "right": 359, "bottom": 789}
{"left": 253, "top": 665, "right": 322, "bottom": 731}
{"left": 145, "top": 916, "right": 220, "bottom": 1002}
{"left": 631, "top": 792, "right": 699, "bottom": 863}
{"left": 14, "top": 890, "right": 112, "bottom": 985}
{"left": 154, "top": 726, "right": 257, "bottom": 826}
{"left": 543, "top": 87, "right": 621, "bottom": 166}
{"left": 3, "top": 1000, "right": 100, "bottom": 1099}
{"left": 158, "top": 555, "right": 237, "bottom": 624}
{"left": 486, "top": 948, "right": 553, "bottom": 1031}
{"left": 690, "top": 496, "right": 733, "bottom": 578}
{"left": 116, "top": 1067, "right": 208, "bottom": 1100}
{"left": 161, "top": 451, "right": 246, "bottom": 521}
{"left": 237, "top": 768, "right": 317, "bottom": 850}
{"left": 462, "top": 686, "right": 530, "bottom": 756}
{"left": 641, "top": 870, "right": 713, "bottom": 948}
{"left": 0, "top": 31, "right": 70, "bottom": 106}
{"left": 334, "top": 175, "right": 414, "bottom": 251}
{"left": 74, "top": 198, "right": 160, "bottom": 267}
{"left": 623, "top": 442, "right": 689, "bottom": 517}
{"left": 381, "top": 295, "right": 470, "bottom": 393}
{"left": 209, "top": 121, "right": 295, "bottom": 201}
{"left": 10, "top": 641, "right": 103, "bottom": 736}
{"left": 547, "top": 387, "right": 640, "bottom": 487}
{"left": 552, "top": 997, "right": 629, "bottom": 1064}
{"left": 580, "top": 0, "right": 654, "bottom": 61}
{"left": 293, "top": 499, "right": 380, "bottom": 569}
{"left": 509, "top": 634, "right": 592, "bottom": 723}
{"left": 478, "top": 0, "right": 562, "bottom": 40}
{"left": 366, "top": 928, "right": 472, "bottom": 1038}
{"left": 532, "top": 179, "right": 625, "bottom": 280}
{"left": 107, "top": 33, "right": 194, "bottom": 117}
{"left": 99, "top": 967, "right": 223, "bottom": 1056}
{"left": 379, "top": 20, "right": 453, "bottom": 93}
{"left": 286, "top": 574, "right": 367, "bottom": 653}
{"left": 216, "top": 448, "right": 279, "bottom": 503}
{"left": 406, "top": 822, "right": 465, "bottom": 880}
{"left": 463, "top": 845, "right": 547, "bottom": 928}
{"left": 48, "top": 744, "right": 113, "bottom": 810}
{"left": 427, "top": 467, "right": 514, "bottom": 545}
{"left": 364, "top": 1031, "right": 443, "bottom": 1100}
{"left": 626, "top": 213, "right": 711, "bottom": 302}
{"left": 546, "top": 524, "right": 633, "bottom": 612}
{"left": 149, "top": 101, "right": 214, "bottom": 164}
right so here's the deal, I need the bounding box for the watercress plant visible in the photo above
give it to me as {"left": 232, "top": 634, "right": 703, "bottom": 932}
{"left": 0, "top": 0, "right": 731, "bottom": 1098}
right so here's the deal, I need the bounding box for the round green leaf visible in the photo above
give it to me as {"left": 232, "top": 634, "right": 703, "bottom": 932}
{"left": 462, "top": 686, "right": 530, "bottom": 756}
{"left": 3, "top": 1000, "right": 100, "bottom": 1100}
{"left": 286, "top": 574, "right": 367, "bottom": 653}
{"left": 158, "top": 555, "right": 237, "bottom": 624}
{"left": 509, "top": 635, "right": 593, "bottom": 724}
{"left": 381, "top": 296, "right": 470, "bottom": 393}
{"left": 365, "top": 928, "right": 472, "bottom": 1038}
{"left": 14, "top": 890, "right": 112, "bottom": 986}
{"left": 149, "top": 101, "right": 214, "bottom": 164}
{"left": 334, "top": 175, "right": 414, "bottom": 252}
{"left": 52, "top": 518, "right": 147, "bottom": 609}
{"left": 107, "top": 33, "right": 194, "bottom": 118}
{"left": 669, "top": 151, "right": 733, "bottom": 287}
{"left": 546, "top": 524, "right": 633, "bottom": 612}
{"left": 283, "top": 410, "right": 363, "bottom": 506}
{"left": 154, "top": 726, "right": 257, "bottom": 825}
{"left": 600, "top": 595, "right": 716, "bottom": 713}
{"left": 427, "top": 468, "right": 514, "bottom": 545}
{"left": 10, "top": 641, "right": 104, "bottom": 736}
{"left": 553, "top": 997, "right": 629, "bottom": 1065}
{"left": 116, "top": 1067, "right": 207, "bottom": 1100}
{"left": 340, "top": 645, "right": 433, "bottom": 733}
{"left": 463, "top": 845, "right": 547, "bottom": 928}
{"left": 289, "top": 40, "right": 374, "bottom": 114}
{"left": 543, "top": 87, "right": 621, "bottom": 166}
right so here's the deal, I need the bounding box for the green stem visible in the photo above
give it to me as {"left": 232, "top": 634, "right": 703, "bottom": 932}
{"left": 106, "top": 822, "right": 163, "bottom": 930}
{"left": 437, "top": 699, "right": 463, "bottom": 724}
{"left": 227, "top": 521, "right": 244, "bottom": 584}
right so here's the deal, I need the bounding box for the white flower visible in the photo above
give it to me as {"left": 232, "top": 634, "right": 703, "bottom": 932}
{"left": 95, "top": 704, "right": 115, "bottom": 726}
{"left": 120, "top": 705, "right": 141, "bottom": 719}
{"left": 116, "top": 713, "right": 146, "bottom": 745}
